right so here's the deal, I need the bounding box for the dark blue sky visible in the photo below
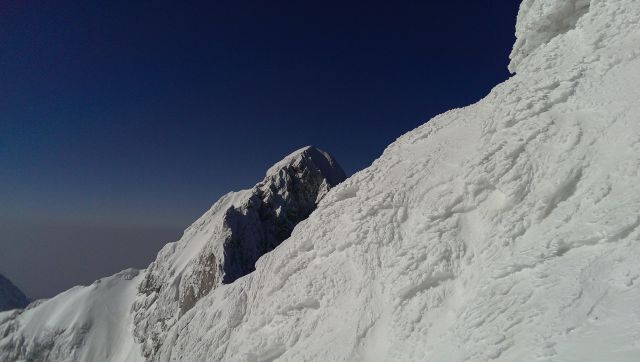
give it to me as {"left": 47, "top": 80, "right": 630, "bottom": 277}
{"left": 1, "top": 0, "right": 521, "bottom": 298}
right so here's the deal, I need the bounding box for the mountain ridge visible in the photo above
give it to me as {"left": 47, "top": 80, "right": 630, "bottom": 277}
{"left": 2, "top": 0, "right": 640, "bottom": 360}
{"left": 0, "top": 146, "right": 346, "bottom": 361}
{"left": 132, "top": 145, "right": 346, "bottom": 357}
{"left": 0, "top": 275, "right": 28, "bottom": 312}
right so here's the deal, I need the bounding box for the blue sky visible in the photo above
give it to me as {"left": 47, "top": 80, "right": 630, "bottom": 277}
{"left": 1, "top": 0, "right": 520, "bottom": 298}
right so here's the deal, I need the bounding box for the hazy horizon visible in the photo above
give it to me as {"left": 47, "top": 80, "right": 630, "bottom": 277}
{"left": 1, "top": 0, "right": 520, "bottom": 298}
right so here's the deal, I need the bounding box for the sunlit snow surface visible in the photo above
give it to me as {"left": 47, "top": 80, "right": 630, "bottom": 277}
{"left": 2, "top": 0, "right": 640, "bottom": 360}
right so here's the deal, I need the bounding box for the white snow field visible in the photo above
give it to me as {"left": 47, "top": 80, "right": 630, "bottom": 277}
{"left": 0, "top": 269, "right": 143, "bottom": 361}
{"left": 2, "top": 0, "right": 640, "bottom": 360}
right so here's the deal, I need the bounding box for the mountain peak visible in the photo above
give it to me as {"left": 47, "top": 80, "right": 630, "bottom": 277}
{"left": 265, "top": 145, "right": 346, "bottom": 187}
{"left": 132, "top": 146, "right": 346, "bottom": 358}
{"left": 0, "top": 274, "right": 29, "bottom": 312}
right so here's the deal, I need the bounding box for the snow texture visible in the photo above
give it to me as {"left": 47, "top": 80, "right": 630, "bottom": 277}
{"left": 3, "top": 0, "right": 640, "bottom": 360}
{"left": 155, "top": 1, "right": 640, "bottom": 360}
{"left": 509, "top": 0, "right": 592, "bottom": 73}
{"left": 0, "top": 275, "right": 28, "bottom": 312}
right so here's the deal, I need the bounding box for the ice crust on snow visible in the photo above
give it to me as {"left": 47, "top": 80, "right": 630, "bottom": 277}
{"left": 0, "top": 275, "right": 28, "bottom": 312}
{"left": 3, "top": 0, "right": 640, "bottom": 360}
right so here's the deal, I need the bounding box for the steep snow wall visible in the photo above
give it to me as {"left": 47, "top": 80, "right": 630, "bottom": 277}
{"left": 153, "top": 0, "right": 640, "bottom": 361}
{"left": 509, "top": 0, "right": 592, "bottom": 73}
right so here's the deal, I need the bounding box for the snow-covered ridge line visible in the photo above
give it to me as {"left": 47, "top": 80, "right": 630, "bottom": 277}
{"left": 0, "top": 146, "right": 346, "bottom": 361}
{"left": 3, "top": 0, "right": 640, "bottom": 360}
{"left": 0, "top": 269, "right": 142, "bottom": 361}
{"left": 130, "top": 145, "right": 347, "bottom": 358}
{"left": 156, "top": 0, "right": 640, "bottom": 360}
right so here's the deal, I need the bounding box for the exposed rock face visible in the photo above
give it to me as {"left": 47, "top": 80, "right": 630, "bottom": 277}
{"left": 132, "top": 146, "right": 346, "bottom": 358}
{"left": 0, "top": 275, "right": 28, "bottom": 312}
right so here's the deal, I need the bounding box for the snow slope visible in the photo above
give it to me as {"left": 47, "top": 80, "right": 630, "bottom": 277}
{"left": 0, "top": 146, "right": 345, "bottom": 361}
{"left": 0, "top": 269, "right": 142, "bottom": 361}
{"left": 2, "top": 0, "right": 640, "bottom": 360}
{"left": 151, "top": 0, "right": 640, "bottom": 361}
{"left": 0, "top": 275, "right": 28, "bottom": 312}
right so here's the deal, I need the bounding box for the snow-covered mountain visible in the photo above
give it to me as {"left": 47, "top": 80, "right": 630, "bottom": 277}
{"left": 132, "top": 146, "right": 346, "bottom": 358}
{"left": 0, "top": 275, "right": 28, "bottom": 312}
{"left": 2, "top": 0, "right": 640, "bottom": 360}
{"left": 0, "top": 146, "right": 345, "bottom": 361}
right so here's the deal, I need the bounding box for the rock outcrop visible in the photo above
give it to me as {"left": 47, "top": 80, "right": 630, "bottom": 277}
{"left": 131, "top": 146, "right": 346, "bottom": 358}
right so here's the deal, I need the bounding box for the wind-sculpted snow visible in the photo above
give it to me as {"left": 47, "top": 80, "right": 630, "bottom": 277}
{"left": 0, "top": 275, "right": 28, "bottom": 312}
{"left": 3, "top": 0, "right": 640, "bottom": 360}
{"left": 155, "top": 1, "right": 640, "bottom": 361}
{"left": 509, "top": 0, "right": 591, "bottom": 73}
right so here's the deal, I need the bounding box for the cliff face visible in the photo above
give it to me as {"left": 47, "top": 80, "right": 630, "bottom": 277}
{"left": 131, "top": 146, "right": 346, "bottom": 358}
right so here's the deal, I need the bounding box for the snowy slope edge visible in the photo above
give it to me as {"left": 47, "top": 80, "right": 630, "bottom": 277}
{"left": 155, "top": 0, "right": 640, "bottom": 361}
